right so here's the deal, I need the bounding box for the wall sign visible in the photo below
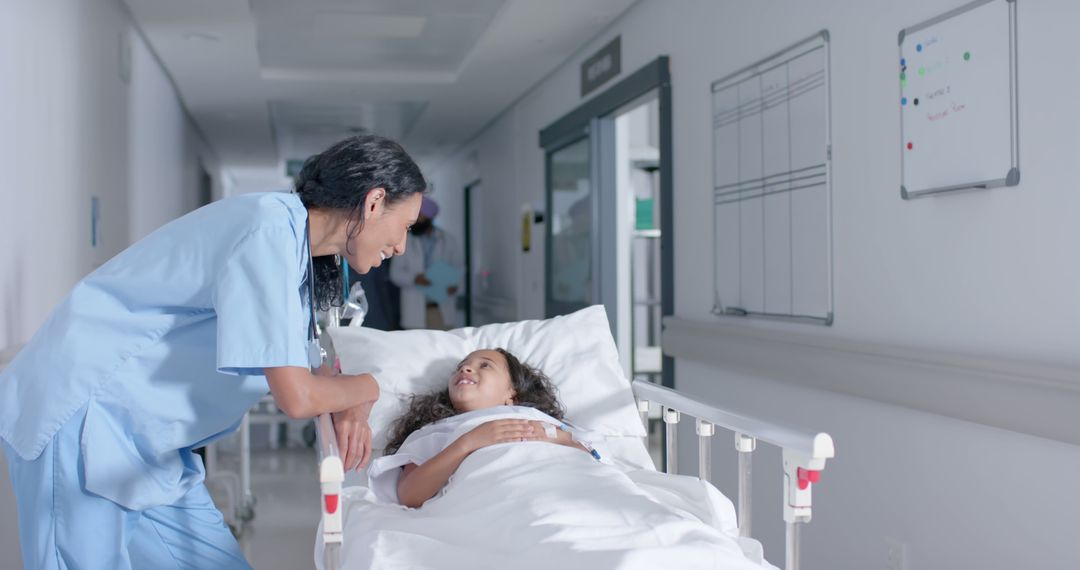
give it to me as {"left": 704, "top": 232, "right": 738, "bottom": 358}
{"left": 580, "top": 36, "right": 621, "bottom": 97}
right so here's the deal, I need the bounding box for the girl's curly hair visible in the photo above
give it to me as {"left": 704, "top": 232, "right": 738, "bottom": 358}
{"left": 384, "top": 349, "right": 563, "bottom": 455}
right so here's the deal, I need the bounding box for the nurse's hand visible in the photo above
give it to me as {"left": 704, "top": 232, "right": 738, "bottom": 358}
{"left": 333, "top": 403, "right": 374, "bottom": 471}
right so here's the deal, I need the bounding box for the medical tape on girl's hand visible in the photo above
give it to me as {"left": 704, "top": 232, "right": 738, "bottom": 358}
{"left": 542, "top": 423, "right": 557, "bottom": 439}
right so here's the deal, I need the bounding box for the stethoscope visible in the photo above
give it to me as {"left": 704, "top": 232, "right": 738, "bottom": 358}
{"left": 305, "top": 219, "right": 327, "bottom": 370}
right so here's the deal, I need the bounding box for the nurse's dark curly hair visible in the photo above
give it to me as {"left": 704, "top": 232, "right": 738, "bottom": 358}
{"left": 294, "top": 133, "right": 427, "bottom": 310}
{"left": 384, "top": 349, "right": 564, "bottom": 455}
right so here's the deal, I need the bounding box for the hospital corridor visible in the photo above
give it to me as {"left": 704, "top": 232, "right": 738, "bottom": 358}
{"left": 2, "top": 0, "right": 1079, "bottom": 569}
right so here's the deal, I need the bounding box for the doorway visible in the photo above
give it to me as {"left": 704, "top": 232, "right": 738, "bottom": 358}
{"left": 614, "top": 97, "right": 663, "bottom": 389}
{"left": 540, "top": 57, "right": 674, "bottom": 391}
{"left": 464, "top": 180, "right": 481, "bottom": 326}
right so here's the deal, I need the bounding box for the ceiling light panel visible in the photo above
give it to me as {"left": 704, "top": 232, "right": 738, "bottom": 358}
{"left": 313, "top": 13, "right": 426, "bottom": 39}
{"left": 270, "top": 100, "right": 428, "bottom": 159}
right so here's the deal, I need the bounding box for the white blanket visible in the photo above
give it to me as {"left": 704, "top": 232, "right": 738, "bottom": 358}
{"left": 316, "top": 408, "right": 776, "bottom": 569}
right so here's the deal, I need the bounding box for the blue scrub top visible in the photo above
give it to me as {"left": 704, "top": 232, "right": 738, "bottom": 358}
{"left": 0, "top": 192, "right": 312, "bottom": 510}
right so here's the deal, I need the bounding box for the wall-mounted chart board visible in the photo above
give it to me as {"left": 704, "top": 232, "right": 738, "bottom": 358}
{"left": 899, "top": 0, "right": 1019, "bottom": 199}
{"left": 711, "top": 31, "right": 832, "bottom": 325}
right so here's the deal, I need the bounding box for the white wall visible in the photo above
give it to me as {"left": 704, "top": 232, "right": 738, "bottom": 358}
{"left": 0, "top": 445, "right": 18, "bottom": 570}
{"left": 424, "top": 0, "right": 1080, "bottom": 568}
{"left": 227, "top": 167, "right": 292, "bottom": 197}
{"left": 0, "top": 1, "right": 18, "bottom": 350}
{"left": 429, "top": 0, "right": 1080, "bottom": 363}
{"left": 128, "top": 28, "right": 223, "bottom": 242}
{"left": 675, "top": 359, "right": 1080, "bottom": 570}
{"left": 0, "top": 1, "right": 222, "bottom": 565}
{"left": 0, "top": 0, "right": 132, "bottom": 350}
{"left": 427, "top": 114, "right": 533, "bottom": 312}
{"left": 0, "top": 0, "right": 221, "bottom": 348}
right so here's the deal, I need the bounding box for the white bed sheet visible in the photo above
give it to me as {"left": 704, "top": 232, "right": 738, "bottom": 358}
{"left": 315, "top": 442, "right": 776, "bottom": 569}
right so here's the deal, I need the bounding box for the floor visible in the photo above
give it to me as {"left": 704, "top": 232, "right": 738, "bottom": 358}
{"left": 209, "top": 445, "right": 323, "bottom": 570}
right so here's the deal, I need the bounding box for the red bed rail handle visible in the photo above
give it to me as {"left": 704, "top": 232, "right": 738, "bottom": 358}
{"left": 324, "top": 494, "right": 339, "bottom": 514}
{"left": 796, "top": 467, "right": 821, "bottom": 490}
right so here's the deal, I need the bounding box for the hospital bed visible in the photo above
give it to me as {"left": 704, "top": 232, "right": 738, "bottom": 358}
{"left": 311, "top": 310, "right": 835, "bottom": 570}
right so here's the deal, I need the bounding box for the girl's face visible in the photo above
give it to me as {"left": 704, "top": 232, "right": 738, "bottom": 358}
{"left": 448, "top": 350, "right": 515, "bottom": 412}
{"left": 344, "top": 190, "right": 422, "bottom": 274}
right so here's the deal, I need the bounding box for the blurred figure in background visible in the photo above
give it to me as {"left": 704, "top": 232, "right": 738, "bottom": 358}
{"left": 390, "top": 197, "right": 462, "bottom": 330}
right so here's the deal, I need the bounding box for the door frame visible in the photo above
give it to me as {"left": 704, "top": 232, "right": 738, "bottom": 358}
{"left": 463, "top": 179, "right": 481, "bottom": 326}
{"left": 539, "top": 56, "right": 674, "bottom": 389}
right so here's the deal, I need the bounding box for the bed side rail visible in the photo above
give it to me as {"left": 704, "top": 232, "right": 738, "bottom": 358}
{"left": 631, "top": 380, "right": 835, "bottom": 570}
{"left": 316, "top": 413, "right": 343, "bottom": 570}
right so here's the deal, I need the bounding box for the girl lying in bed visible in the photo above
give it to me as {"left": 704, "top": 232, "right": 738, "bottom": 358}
{"left": 348, "top": 348, "right": 774, "bottom": 569}
{"left": 375, "top": 348, "right": 596, "bottom": 508}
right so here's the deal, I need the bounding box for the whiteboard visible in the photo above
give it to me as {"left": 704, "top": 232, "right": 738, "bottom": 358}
{"left": 899, "top": 0, "right": 1019, "bottom": 198}
{"left": 711, "top": 32, "right": 832, "bottom": 325}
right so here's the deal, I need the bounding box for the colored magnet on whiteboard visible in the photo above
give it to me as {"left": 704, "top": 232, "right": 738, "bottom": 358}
{"left": 916, "top": 44, "right": 923, "bottom": 52}
{"left": 918, "top": 67, "right": 925, "bottom": 76}
{"left": 913, "top": 98, "right": 919, "bottom": 106}
{"left": 907, "top": 142, "right": 913, "bottom": 150}
{"left": 963, "top": 51, "right": 971, "bottom": 61}
{"left": 901, "top": 97, "right": 907, "bottom": 106}
{"left": 900, "top": 71, "right": 906, "bottom": 80}
{"left": 900, "top": 58, "right": 906, "bottom": 66}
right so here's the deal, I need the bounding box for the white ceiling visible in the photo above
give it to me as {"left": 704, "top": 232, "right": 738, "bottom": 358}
{"left": 123, "top": 0, "right": 638, "bottom": 178}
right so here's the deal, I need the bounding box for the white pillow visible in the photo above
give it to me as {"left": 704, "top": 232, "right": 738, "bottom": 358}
{"left": 327, "top": 305, "right": 646, "bottom": 451}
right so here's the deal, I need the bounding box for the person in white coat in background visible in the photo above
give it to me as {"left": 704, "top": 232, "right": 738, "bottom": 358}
{"left": 390, "top": 197, "right": 462, "bottom": 329}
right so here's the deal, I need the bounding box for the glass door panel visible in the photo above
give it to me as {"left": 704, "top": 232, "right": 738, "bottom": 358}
{"left": 546, "top": 136, "right": 593, "bottom": 316}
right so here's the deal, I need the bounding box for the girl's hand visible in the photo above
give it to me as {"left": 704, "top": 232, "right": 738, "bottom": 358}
{"left": 455, "top": 419, "right": 543, "bottom": 454}
{"left": 332, "top": 402, "right": 374, "bottom": 471}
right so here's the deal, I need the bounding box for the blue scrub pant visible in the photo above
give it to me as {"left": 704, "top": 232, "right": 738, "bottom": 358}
{"left": 3, "top": 407, "right": 251, "bottom": 570}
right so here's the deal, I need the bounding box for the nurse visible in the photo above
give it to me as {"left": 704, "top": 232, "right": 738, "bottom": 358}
{"left": 0, "top": 134, "right": 426, "bottom": 569}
